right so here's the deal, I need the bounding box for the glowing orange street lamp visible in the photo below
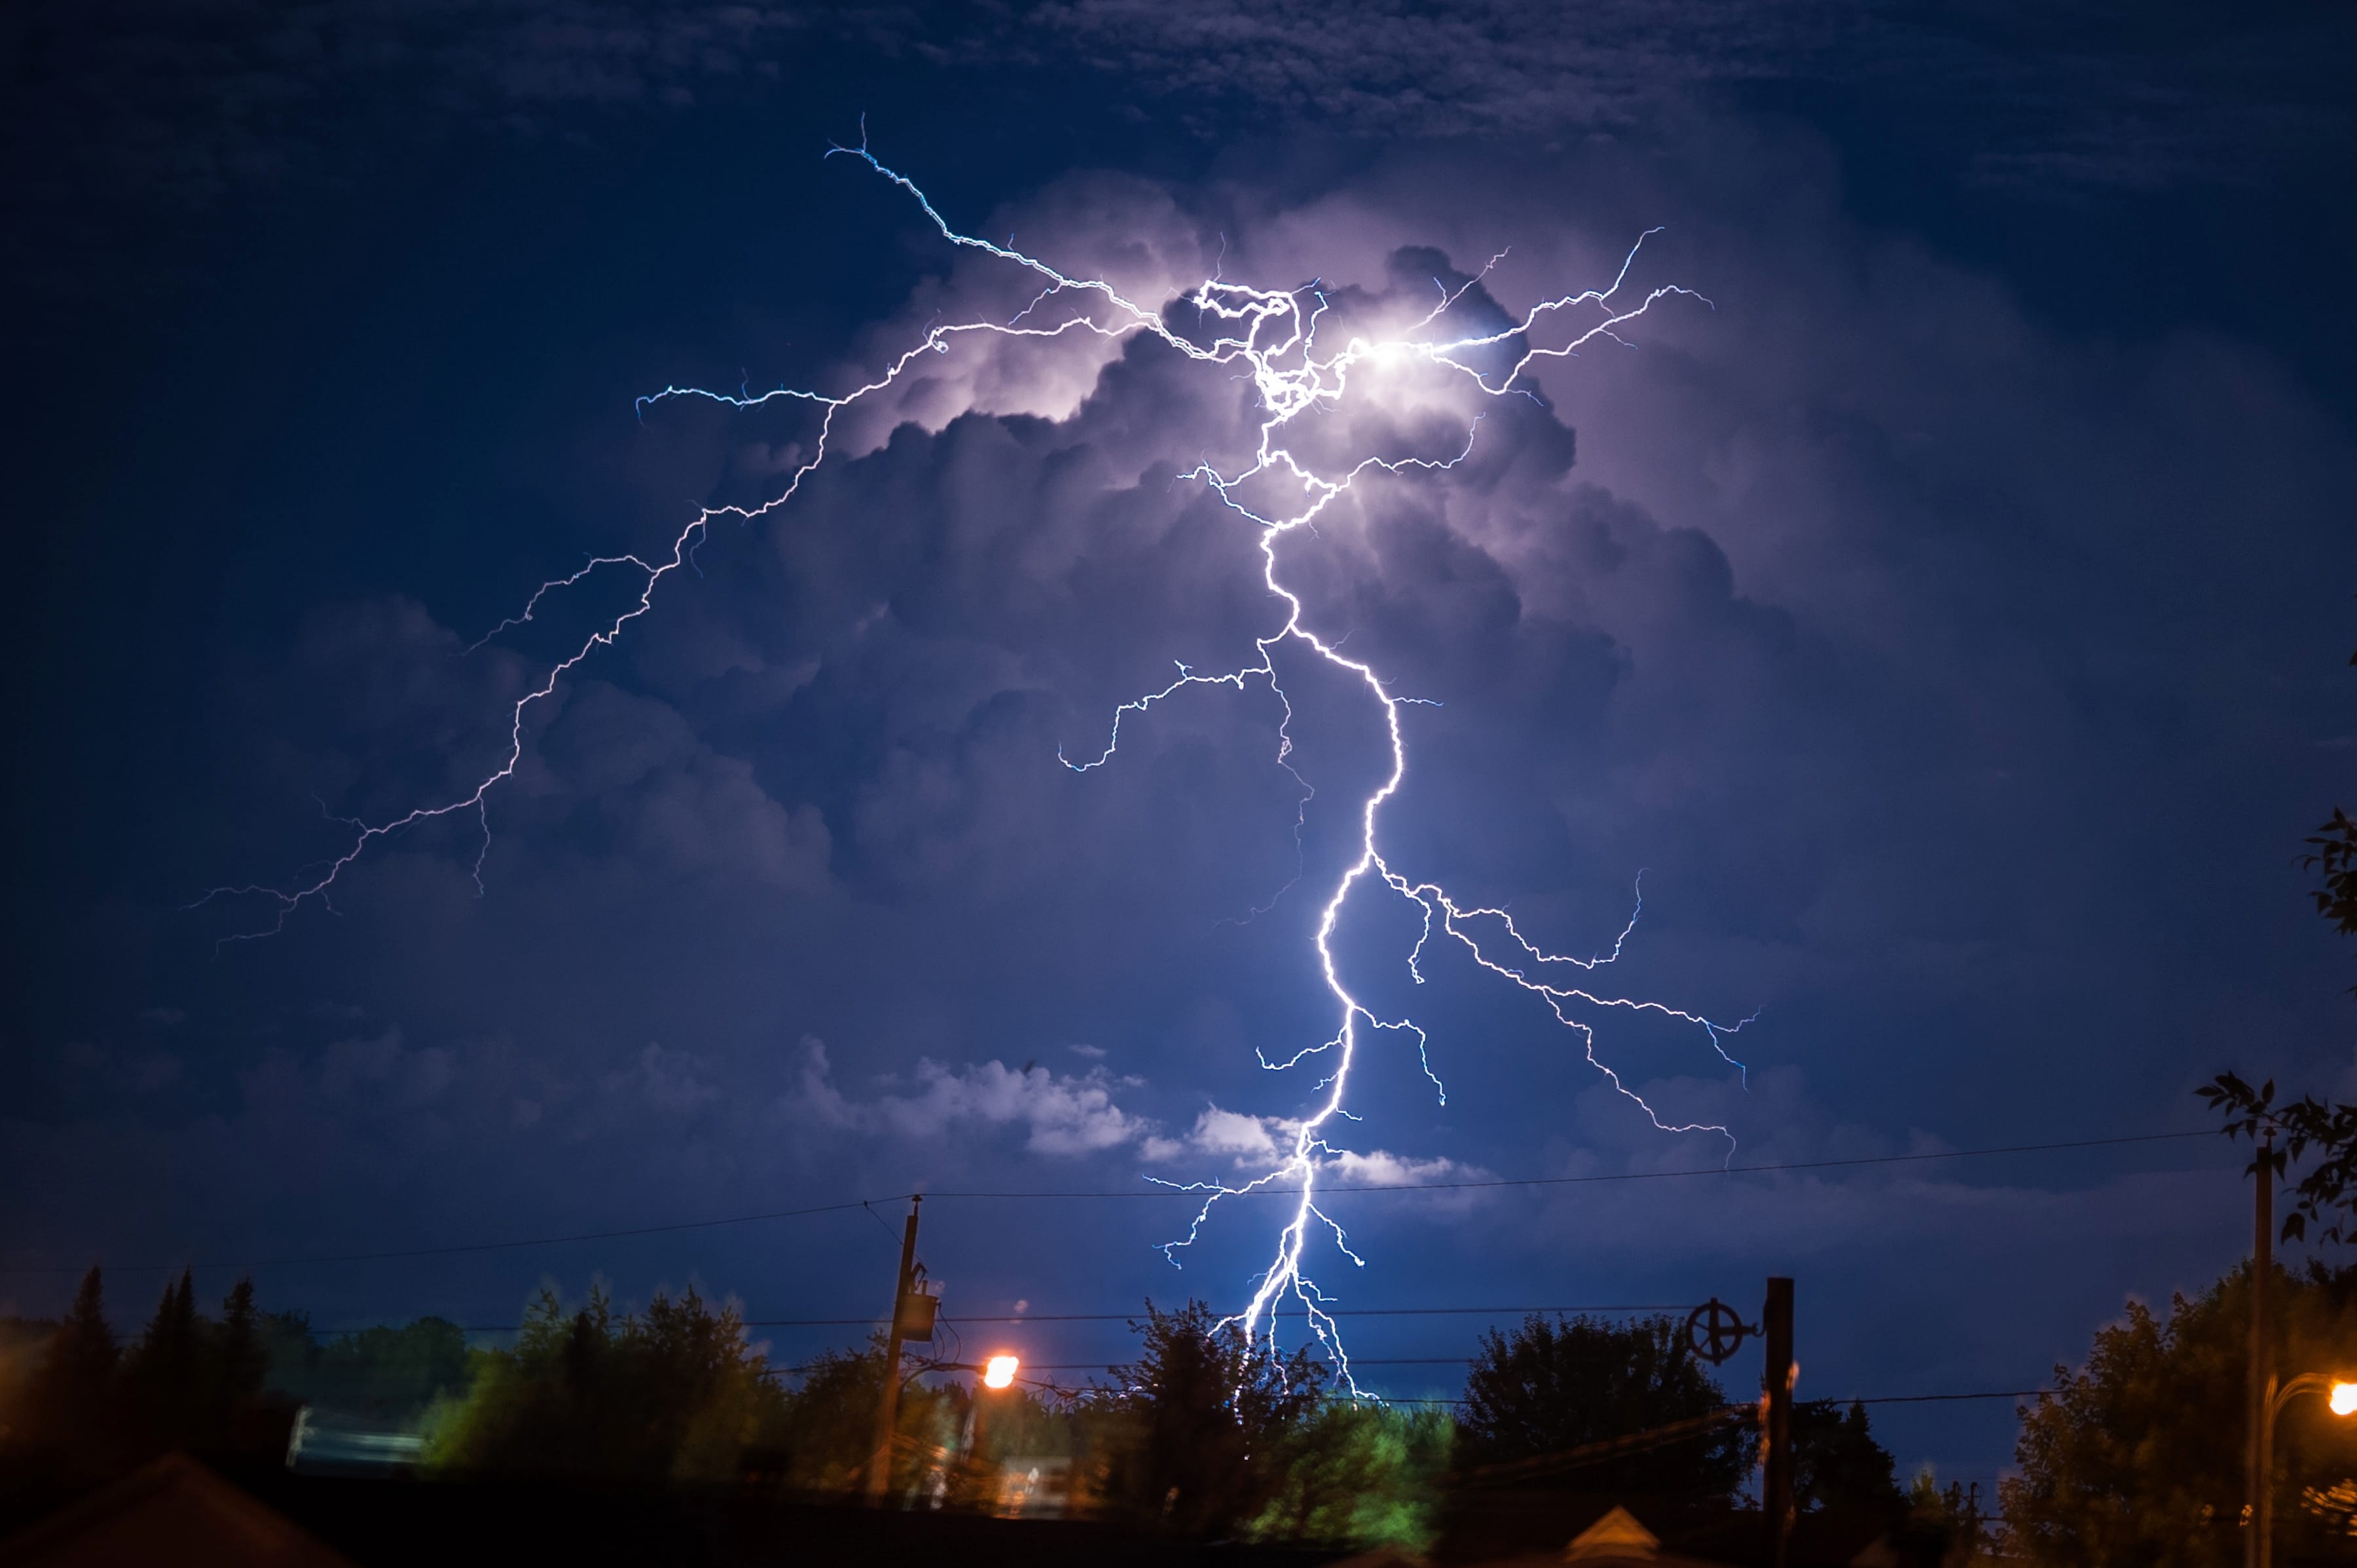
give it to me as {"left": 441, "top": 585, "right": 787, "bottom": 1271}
{"left": 967, "top": 1354, "right": 1023, "bottom": 1475}
{"left": 983, "top": 1354, "right": 1019, "bottom": 1390}
{"left": 2256, "top": 1373, "right": 2357, "bottom": 1568}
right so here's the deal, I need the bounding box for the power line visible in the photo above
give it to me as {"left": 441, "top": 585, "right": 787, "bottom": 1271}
{"left": 276, "top": 1295, "right": 2072, "bottom": 1408}
{"left": 778, "top": 1362, "right": 2053, "bottom": 1406}
{"left": 1010, "top": 1358, "right": 1482, "bottom": 1370}
{"left": 936, "top": 1304, "right": 1689, "bottom": 1323}
{"left": 1849, "top": 1390, "right": 2045, "bottom": 1405}
{"left": 280, "top": 1296, "right": 2056, "bottom": 1406}
{"left": 1384, "top": 1389, "right": 2051, "bottom": 1408}
{"left": 302, "top": 1304, "right": 1699, "bottom": 1334}
{"left": 0, "top": 1199, "right": 891, "bottom": 1277}
{"left": 0, "top": 1128, "right": 2220, "bottom": 1277}
{"left": 921, "top": 1131, "right": 2218, "bottom": 1200}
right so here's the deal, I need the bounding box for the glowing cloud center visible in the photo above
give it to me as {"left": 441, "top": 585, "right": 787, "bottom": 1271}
{"left": 206, "top": 134, "right": 1749, "bottom": 1394}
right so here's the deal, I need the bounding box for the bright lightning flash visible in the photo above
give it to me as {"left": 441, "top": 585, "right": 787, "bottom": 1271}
{"left": 204, "top": 130, "right": 1751, "bottom": 1396}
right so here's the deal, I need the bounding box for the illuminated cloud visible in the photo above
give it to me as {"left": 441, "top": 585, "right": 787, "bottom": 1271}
{"left": 787, "top": 1037, "right": 1154, "bottom": 1157}
{"left": 6, "top": 39, "right": 2348, "bottom": 1464}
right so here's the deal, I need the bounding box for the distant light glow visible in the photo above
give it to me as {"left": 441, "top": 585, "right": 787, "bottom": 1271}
{"left": 983, "top": 1355, "right": 1019, "bottom": 1390}
{"left": 2330, "top": 1381, "right": 2357, "bottom": 1417}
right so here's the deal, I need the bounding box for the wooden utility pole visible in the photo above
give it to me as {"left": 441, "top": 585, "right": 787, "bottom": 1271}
{"left": 1762, "top": 1276, "right": 1795, "bottom": 1568}
{"left": 867, "top": 1195, "right": 923, "bottom": 1503}
{"left": 2249, "top": 1138, "right": 2275, "bottom": 1568}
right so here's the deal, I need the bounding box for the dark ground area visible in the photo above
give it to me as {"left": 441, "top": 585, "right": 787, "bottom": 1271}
{"left": 0, "top": 1459, "right": 1952, "bottom": 1567}
{"left": 0, "top": 1463, "right": 1363, "bottom": 1568}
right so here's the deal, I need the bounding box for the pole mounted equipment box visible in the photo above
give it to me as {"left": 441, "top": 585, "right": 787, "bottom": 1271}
{"left": 895, "top": 1282, "right": 941, "bottom": 1343}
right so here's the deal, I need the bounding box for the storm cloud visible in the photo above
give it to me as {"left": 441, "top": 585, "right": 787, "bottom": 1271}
{"left": 4, "top": 6, "right": 2352, "bottom": 1484}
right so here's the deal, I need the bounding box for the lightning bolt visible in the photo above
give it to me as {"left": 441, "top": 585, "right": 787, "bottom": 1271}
{"left": 202, "top": 128, "right": 1750, "bottom": 1394}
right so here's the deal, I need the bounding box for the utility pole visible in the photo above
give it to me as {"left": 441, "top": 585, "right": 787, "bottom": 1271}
{"left": 1762, "top": 1276, "right": 1795, "bottom": 1568}
{"left": 868, "top": 1195, "right": 923, "bottom": 1503}
{"left": 2248, "top": 1137, "right": 2275, "bottom": 1568}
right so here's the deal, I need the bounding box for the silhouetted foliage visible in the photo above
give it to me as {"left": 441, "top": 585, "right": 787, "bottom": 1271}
{"left": 1245, "top": 1400, "right": 1452, "bottom": 1550}
{"left": 21, "top": 1269, "right": 120, "bottom": 1473}
{"left": 2201, "top": 1072, "right": 2357, "bottom": 1245}
{"left": 1905, "top": 1468, "right": 1989, "bottom": 1563}
{"left": 944, "top": 1381, "right": 1076, "bottom": 1512}
{"left": 215, "top": 1280, "right": 266, "bottom": 1429}
{"left": 2001, "top": 1260, "right": 2357, "bottom": 1566}
{"left": 960, "top": 1381, "right": 1068, "bottom": 1468}
{"left": 4, "top": 1269, "right": 286, "bottom": 1475}
{"left": 2307, "top": 806, "right": 2357, "bottom": 968}
{"left": 2197, "top": 634, "right": 2357, "bottom": 1237}
{"left": 769, "top": 1340, "right": 960, "bottom": 1497}
{"left": 426, "top": 1283, "right": 794, "bottom": 1484}
{"left": 771, "top": 1344, "right": 885, "bottom": 1491}
{"left": 2304, "top": 629, "right": 2357, "bottom": 989}
{"left": 1080, "top": 1300, "right": 1326, "bottom": 1536}
{"left": 124, "top": 1271, "right": 204, "bottom": 1453}
{"left": 266, "top": 1313, "right": 470, "bottom": 1423}
{"left": 1456, "top": 1312, "right": 1748, "bottom": 1504}
{"left": 1791, "top": 1398, "right": 1903, "bottom": 1518}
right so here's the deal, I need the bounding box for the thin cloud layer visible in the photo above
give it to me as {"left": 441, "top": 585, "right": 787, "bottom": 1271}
{"left": 789, "top": 1037, "right": 1152, "bottom": 1158}
{"left": 786, "top": 1040, "right": 1499, "bottom": 1190}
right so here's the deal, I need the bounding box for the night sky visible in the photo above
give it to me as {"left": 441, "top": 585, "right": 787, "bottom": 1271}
{"left": 6, "top": 1, "right": 2356, "bottom": 1487}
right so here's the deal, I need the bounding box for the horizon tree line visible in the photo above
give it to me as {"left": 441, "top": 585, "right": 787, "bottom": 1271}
{"left": 1, "top": 1267, "right": 1932, "bottom": 1552}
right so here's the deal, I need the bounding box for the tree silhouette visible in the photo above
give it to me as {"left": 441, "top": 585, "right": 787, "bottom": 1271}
{"left": 2201, "top": 1072, "right": 2357, "bottom": 1245}
{"left": 124, "top": 1269, "right": 203, "bottom": 1455}
{"left": 2001, "top": 1260, "right": 2357, "bottom": 1565}
{"left": 213, "top": 1279, "right": 267, "bottom": 1436}
{"left": 1456, "top": 1313, "right": 1747, "bottom": 1504}
{"left": 774, "top": 1344, "right": 888, "bottom": 1490}
{"left": 270, "top": 1314, "right": 468, "bottom": 1423}
{"left": 425, "top": 1282, "right": 797, "bottom": 1484}
{"left": 1247, "top": 1400, "right": 1453, "bottom": 1550}
{"left": 2197, "top": 631, "right": 2357, "bottom": 1237}
{"left": 2306, "top": 808, "right": 2357, "bottom": 974}
{"left": 2303, "top": 627, "right": 2357, "bottom": 989}
{"left": 1790, "top": 1398, "right": 1903, "bottom": 1518}
{"left": 26, "top": 1267, "right": 121, "bottom": 1473}
{"left": 1084, "top": 1300, "right": 1326, "bottom": 1536}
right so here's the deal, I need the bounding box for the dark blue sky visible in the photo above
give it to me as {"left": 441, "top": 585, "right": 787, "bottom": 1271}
{"left": 5, "top": 0, "right": 2355, "bottom": 1484}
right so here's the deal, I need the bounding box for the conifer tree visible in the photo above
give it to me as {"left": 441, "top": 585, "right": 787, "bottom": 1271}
{"left": 215, "top": 1278, "right": 266, "bottom": 1432}
{"left": 29, "top": 1267, "right": 121, "bottom": 1470}
{"left": 127, "top": 1269, "right": 204, "bottom": 1453}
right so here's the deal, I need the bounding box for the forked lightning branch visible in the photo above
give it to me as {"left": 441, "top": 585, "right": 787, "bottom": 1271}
{"left": 208, "top": 134, "right": 1752, "bottom": 1394}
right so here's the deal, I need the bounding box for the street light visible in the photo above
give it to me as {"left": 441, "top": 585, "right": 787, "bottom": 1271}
{"left": 967, "top": 1354, "right": 1024, "bottom": 1491}
{"left": 2256, "top": 1372, "right": 2357, "bottom": 1568}
{"left": 983, "top": 1354, "right": 1019, "bottom": 1391}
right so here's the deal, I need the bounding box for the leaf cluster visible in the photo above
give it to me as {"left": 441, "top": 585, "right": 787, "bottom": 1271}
{"left": 1456, "top": 1312, "right": 1749, "bottom": 1504}
{"left": 2305, "top": 807, "right": 2357, "bottom": 977}
{"left": 3, "top": 1269, "right": 280, "bottom": 1477}
{"left": 2302, "top": 626, "right": 2357, "bottom": 985}
{"left": 1245, "top": 1400, "right": 1453, "bottom": 1552}
{"left": 770, "top": 1340, "right": 962, "bottom": 1497}
{"left": 424, "top": 1282, "right": 793, "bottom": 1484}
{"left": 1076, "top": 1300, "right": 1328, "bottom": 1536}
{"left": 2199, "top": 1072, "right": 2357, "bottom": 1243}
{"left": 2001, "top": 1261, "right": 2357, "bottom": 1567}
{"left": 263, "top": 1313, "right": 469, "bottom": 1422}
{"left": 1791, "top": 1398, "right": 1905, "bottom": 1519}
